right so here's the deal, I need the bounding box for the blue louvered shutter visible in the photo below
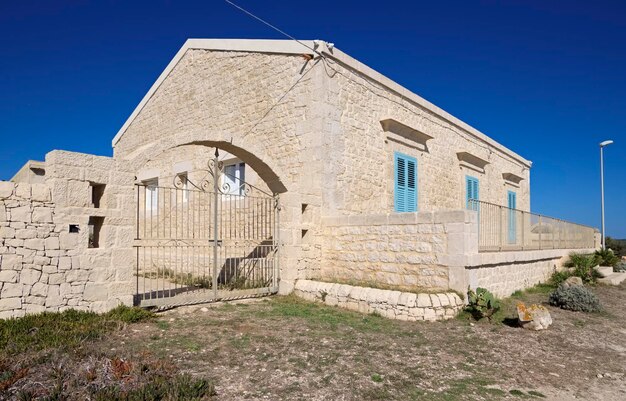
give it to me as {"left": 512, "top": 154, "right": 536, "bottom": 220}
{"left": 394, "top": 153, "right": 417, "bottom": 212}
{"left": 507, "top": 191, "right": 517, "bottom": 243}
{"left": 466, "top": 176, "right": 479, "bottom": 209}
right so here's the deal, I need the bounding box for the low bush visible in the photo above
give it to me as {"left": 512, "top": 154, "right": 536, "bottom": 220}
{"left": 465, "top": 287, "right": 500, "bottom": 320}
{"left": 548, "top": 284, "right": 601, "bottom": 312}
{"left": 594, "top": 248, "right": 620, "bottom": 267}
{"left": 549, "top": 270, "right": 573, "bottom": 287}
{"left": 562, "top": 253, "right": 602, "bottom": 284}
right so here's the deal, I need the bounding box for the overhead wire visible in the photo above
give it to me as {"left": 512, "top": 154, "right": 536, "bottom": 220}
{"left": 223, "top": 0, "right": 525, "bottom": 168}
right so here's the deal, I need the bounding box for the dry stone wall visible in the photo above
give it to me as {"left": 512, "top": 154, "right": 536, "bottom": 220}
{"left": 0, "top": 150, "right": 137, "bottom": 319}
{"left": 0, "top": 182, "right": 88, "bottom": 317}
{"left": 294, "top": 279, "right": 464, "bottom": 321}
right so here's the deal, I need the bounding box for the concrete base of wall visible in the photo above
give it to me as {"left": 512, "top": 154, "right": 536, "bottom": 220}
{"left": 294, "top": 279, "right": 464, "bottom": 321}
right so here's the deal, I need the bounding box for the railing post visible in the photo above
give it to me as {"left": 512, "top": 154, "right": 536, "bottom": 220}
{"left": 538, "top": 215, "right": 542, "bottom": 250}
{"left": 521, "top": 210, "right": 525, "bottom": 250}
{"left": 499, "top": 204, "right": 503, "bottom": 251}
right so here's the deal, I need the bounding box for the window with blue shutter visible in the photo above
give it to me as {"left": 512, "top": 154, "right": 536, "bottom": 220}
{"left": 465, "top": 176, "right": 479, "bottom": 210}
{"left": 394, "top": 152, "right": 417, "bottom": 212}
{"left": 507, "top": 191, "right": 517, "bottom": 244}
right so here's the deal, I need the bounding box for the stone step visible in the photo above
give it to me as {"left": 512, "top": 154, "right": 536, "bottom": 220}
{"left": 596, "top": 265, "right": 614, "bottom": 277}
{"left": 598, "top": 272, "right": 626, "bottom": 286}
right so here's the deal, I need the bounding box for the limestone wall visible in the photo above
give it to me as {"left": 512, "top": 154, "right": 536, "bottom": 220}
{"left": 0, "top": 149, "right": 137, "bottom": 319}
{"left": 319, "top": 210, "right": 477, "bottom": 291}
{"left": 319, "top": 54, "right": 531, "bottom": 216}
{"left": 294, "top": 279, "right": 464, "bottom": 321}
{"left": 0, "top": 180, "right": 128, "bottom": 318}
{"left": 465, "top": 248, "right": 597, "bottom": 298}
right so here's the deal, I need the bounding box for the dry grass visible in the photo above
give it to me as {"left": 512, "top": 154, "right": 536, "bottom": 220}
{"left": 2, "top": 283, "right": 625, "bottom": 400}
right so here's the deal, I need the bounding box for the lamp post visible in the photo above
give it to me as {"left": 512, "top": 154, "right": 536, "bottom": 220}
{"left": 600, "top": 140, "right": 613, "bottom": 249}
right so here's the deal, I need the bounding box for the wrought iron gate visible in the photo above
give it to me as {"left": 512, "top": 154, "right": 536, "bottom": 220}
{"left": 134, "top": 150, "right": 279, "bottom": 308}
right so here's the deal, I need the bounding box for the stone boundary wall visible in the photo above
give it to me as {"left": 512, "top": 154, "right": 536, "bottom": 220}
{"left": 319, "top": 210, "right": 476, "bottom": 292}
{"left": 1, "top": 149, "right": 137, "bottom": 319}
{"left": 465, "top": 248, "right": 598, "bottom": 298}
{"left": 0, "top": 181, "right": 88, "bottom": 318}
{"left": 294, "top": 279, "right": 464, "bottom": 321}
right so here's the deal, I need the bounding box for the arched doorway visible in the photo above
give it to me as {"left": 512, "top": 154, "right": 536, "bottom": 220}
{"left": 133, "top": 146, "right": 281, "bottom": 309}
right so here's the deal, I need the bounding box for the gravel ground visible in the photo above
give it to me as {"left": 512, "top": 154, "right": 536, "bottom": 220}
{"left": 3, "top": 281, "right": 625, "bottom": 400}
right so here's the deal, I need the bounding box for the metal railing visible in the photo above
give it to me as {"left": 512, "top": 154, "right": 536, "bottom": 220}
{"left": 468, "top": 199, "right": 596, "bottom": 252}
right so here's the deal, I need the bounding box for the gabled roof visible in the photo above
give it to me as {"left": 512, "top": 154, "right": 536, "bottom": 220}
{"left": 112, "top": 38, "right": 531, "bottom": 167}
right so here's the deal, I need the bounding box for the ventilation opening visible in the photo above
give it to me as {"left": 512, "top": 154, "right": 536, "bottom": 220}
{"left": 31, "top": 168, "right": 45, "bottom": 177}
{"left": 69, "top": 224, "right": 80, "bottom": 233}
{"left": 90, "top": 183, "right": 106, "bottom": 208}
{"left": 88, "top": 216, "right": 104, "bottom": 248}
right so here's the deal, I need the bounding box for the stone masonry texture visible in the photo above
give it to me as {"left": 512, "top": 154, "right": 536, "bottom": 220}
{"left": 0, "top": 40, "right": 597, "bottom": 319}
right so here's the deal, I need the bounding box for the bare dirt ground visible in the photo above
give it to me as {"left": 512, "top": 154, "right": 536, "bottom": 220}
{"left": 104, "top": 282, "right": 626, "bottom": 400}
{"left": 3, "top": 282, "right": 625, "bottom": 400}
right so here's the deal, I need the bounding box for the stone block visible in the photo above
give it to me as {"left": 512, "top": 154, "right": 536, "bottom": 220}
{"left": 45, "top": 236, "right": 60, "bottom": 250}
{"left": 32, "top": 207, "right": 53, "bottom": 223}
{"left": 24, "top": 239, "right": 45, "bottom": 251}
{"left": 416, "top": 293, "right": 431, "bottom": 307}
{"left": 59, "top": 232, "right": 79, "bottom": 250}
{"left": 58, "top": 257, "right": 72, "bottom": 270}
{"left": 16, "top": 229, "right": 37, "bottom": 239}
{"left": 66, "top": 269, "right": 90, "bottom": 283}
{"left": 437, "top": 293, "right": 450, "bottom": 307}
{"left": 15, "top": 183, "right": 31, "bottom": 199}
{"left": 0, "top": 204, "right": 6, "bottom": 222}
{"left": 24, "top": 303, "right": 46, "bottom": 314}
{"left": 25, "top": 295, "right": 46, "bottom": 306}
{"left": 0, "top": 181, "right": 14, "bottom": 199}
{"left": 83, "top": 283, "right": 108, "bottom": 302}
{"left": 0, "top": 270, "right": 19, "bottom": 283}
{"left": 0, "top": 297, "right": 21, "bottom": 312}
{"left": 31, "top": 282, "right": 49, "bottom": 297}
{"left": 34, "top": 256, "right": 50, "bottom": 266}
{"left": 2, "top": 254, "right": 23, "bottom": 270}
{"left": 1, "top": 283, "right": 23, "bottom": 298}
{"left": 10, "top": 206, "right": 32, "bottom": 223}
{"left": 31, "top": 184, "right": 52, "bottom": 202}
{"left": 20, "top": 268, "right": 42, "bottom": 285}
{"left": 48, "top": 273, "right": 65, "bottom": 285}
{"left": 0, "top": 226, "right": 16, "bottom": 239}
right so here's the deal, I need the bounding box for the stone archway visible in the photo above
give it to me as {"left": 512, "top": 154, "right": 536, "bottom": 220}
{"left": 127, "top": 137, "right": 302, "bottom": 307}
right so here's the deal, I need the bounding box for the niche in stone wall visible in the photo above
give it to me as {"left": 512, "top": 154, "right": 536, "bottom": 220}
{"left": 88, "top": 216, "right": 104, "bottom": 248}
{"left": 90, "top": 183, "right": 106, "bottom": 208}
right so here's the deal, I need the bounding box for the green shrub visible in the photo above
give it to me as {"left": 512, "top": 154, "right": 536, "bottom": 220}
{"left": 549, "top": 270, "right": 573, "bottom": 287}
{"left": 563, "top": 253, "right": 602, "bottom": 284}
{"left": 548, "top": 284, "right": 601, "bottom": 312}
{"left": 615, "top": 262, "right": 626, "bottom": 273}
{"left": 465, "top": 287, "right": 500, "bottom": 320}
{"left": 106, "top": 305, "right": 154, "bottom": 323}
{"left": 594, "top": 248, "right": 620, "bottom": 268}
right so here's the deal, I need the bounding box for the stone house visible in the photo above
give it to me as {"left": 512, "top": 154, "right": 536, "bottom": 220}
{"left": 0, "top": 39, "right": 598, "bottom": 320}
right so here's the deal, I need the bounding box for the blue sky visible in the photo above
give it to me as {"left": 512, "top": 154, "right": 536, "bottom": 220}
{"left": 1, "top": 0, "right": 624, "bottom": 237}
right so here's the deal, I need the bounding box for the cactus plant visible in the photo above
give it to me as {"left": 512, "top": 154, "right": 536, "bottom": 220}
{"left": 466, "top": 287, "right": 500, "bottom": 320}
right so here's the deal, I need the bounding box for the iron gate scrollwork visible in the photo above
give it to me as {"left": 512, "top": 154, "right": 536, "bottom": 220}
{"left": 134, "top": 149, "right": 280, "bottom": 308}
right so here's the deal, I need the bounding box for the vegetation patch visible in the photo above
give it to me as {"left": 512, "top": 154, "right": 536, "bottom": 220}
{"left": 549, "top": 285, "right": 602, "bottom": 312}
{"left": 0, "top": 306, "right": 153, "bottom": 355}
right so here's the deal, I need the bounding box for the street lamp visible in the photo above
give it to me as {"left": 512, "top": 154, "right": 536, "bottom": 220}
{"left": 600, "top": 140, "right": 613, "bottom": 249}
